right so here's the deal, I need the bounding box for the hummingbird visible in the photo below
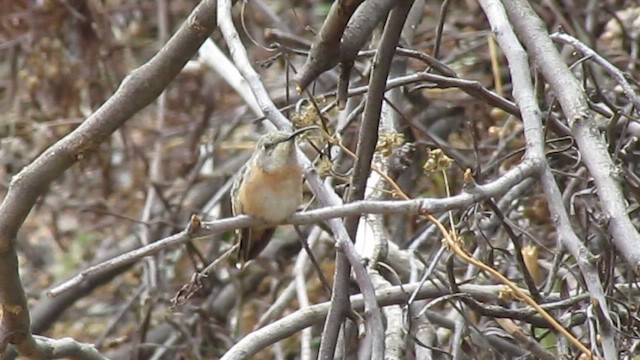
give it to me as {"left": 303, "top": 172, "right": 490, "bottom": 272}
{"left": 230, "top": 126, "right": 317, "bottom": 266}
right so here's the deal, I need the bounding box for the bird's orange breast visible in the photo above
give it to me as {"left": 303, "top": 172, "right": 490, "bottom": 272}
{"left": 237, "top": 165, "right": 303, "bottom": 223}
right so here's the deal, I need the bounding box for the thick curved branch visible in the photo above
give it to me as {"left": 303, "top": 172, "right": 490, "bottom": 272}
{"left": 221, "top": 281, "right": 544, "bottom": 360}
{"left": 0, "top": 0, "right": 217, "bottom": 356}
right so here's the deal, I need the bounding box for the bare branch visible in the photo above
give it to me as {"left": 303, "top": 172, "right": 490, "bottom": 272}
{"left": 294, "top": 0, "right": 365, "bottom": 92}
{"left": 48, "top": 157, "right": 535, "bottom": 298}
{"left": 550, "top": 32, "right": 640, "bottom": 110}
{"left": 29, "top": 336, "right": 108, "bottom": 360}
{"left": 480, "top": 0, "right": 616, "bottom": 357}
{"left": 321, "top": 3, "right": 421, "bottom": 358}
{"left": 503, "top": 0, "right": 640, "bottom": 267}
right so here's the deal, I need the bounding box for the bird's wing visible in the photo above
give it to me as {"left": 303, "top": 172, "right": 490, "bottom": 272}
{"left": 237, "top": 226, "right": 276, "bottom": 268}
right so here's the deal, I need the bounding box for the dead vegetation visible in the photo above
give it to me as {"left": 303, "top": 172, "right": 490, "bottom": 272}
{"left": 1, "top": 0, "right": 640, "bottom": 359}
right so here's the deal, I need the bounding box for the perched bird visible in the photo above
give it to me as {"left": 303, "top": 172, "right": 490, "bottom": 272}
{"left": 231, "top": 127, "right": 316, "bottom": 266}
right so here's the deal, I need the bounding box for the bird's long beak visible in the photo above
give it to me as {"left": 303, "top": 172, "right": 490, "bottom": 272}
{"left": 284, "top": 125, "right": 320, "bottom": 142}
